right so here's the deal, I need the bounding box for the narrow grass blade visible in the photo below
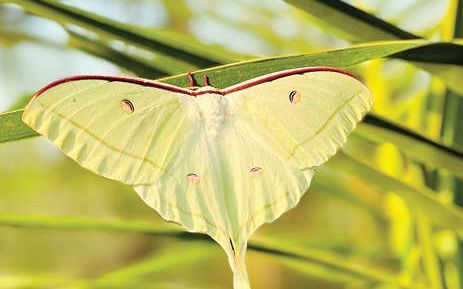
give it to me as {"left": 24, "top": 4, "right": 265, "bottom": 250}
{"left": 249, "top": 236, "right": 415, "bottom": 288}
{"left": 0, "top": 275, "right": 73, "bottom": 289}
{"left": 332, "top": 153, "right": 463, "bottom": 238}
{"left": 0, "top": 27, "right": 43, "bottom": 47}
{"left": 416, "top": 215, "right": 443, "bottom": 289}
{"left": 10, "top": 0, "right": 241, "bottom": 67}
{"left": 0, "top": 215, "right": 183, "bottom": 235}
{"left": 160, "top": 40, "right": 435, "bottom": 88}
{"left": 0, "top": 275, "right": 188, "bottom": 289}
{"left": 359, "top": 116, "right": 463, "bottom": 179}
{"left": 284, "top": 0, "right": 418, "bottom": 41}
{"left": 68, "top": 31, "right": 171, "bottom": 78}
{"left": 95, "top": 243, "right": 213, "bottom": 284}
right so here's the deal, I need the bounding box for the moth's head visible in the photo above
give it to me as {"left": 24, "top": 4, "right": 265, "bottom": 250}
{"left": 186, "top": 85, "right": 201, "bottom": 91}
{"left": 195, "top": 85, "right": 220, "bottom": 92}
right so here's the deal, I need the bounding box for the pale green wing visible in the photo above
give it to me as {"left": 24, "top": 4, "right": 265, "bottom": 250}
{"left": 220, "top": 68, "right": 372, "bottom": 244}
{"left": 22, "top": 76, "right": 195, "bottom": 186}
{"left": 224, "top": 68, "right": 373, "bottom": 169}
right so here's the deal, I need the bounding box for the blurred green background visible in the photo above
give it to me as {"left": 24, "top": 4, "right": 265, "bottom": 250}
{"left": 0, "top": 0, "right": 462, "bottom": 288}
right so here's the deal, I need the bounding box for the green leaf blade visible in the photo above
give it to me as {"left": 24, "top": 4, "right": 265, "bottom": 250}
{"left": 0, "top": 110, "right": 38, "bottom": 143}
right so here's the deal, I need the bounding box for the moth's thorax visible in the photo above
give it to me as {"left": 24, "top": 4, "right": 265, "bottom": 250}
{"left": 187, "top": 89, "right": 232, "bottom": 138}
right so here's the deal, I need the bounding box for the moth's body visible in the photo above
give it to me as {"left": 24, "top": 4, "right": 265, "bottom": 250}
{"left": 187, "top": 88, "right": 228, "bottom": 138}
{"left": 22, "top": 68, "right": 373, "bottom": 289}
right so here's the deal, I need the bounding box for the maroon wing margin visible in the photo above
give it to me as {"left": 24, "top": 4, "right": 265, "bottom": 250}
{"left": 33, "top": 67, "right": 356, "bottom": 98}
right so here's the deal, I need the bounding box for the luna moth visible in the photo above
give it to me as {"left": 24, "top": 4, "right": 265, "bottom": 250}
{"left": 22, "top": 67, "right": 372, "bottom": 289}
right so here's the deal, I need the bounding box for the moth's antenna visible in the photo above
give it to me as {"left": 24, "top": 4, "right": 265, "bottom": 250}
{"left": 203, "top": 75, "right": 210, "bottom": 86}
{"left": 187, "top": 71, "right": 195, "bottom": 88}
